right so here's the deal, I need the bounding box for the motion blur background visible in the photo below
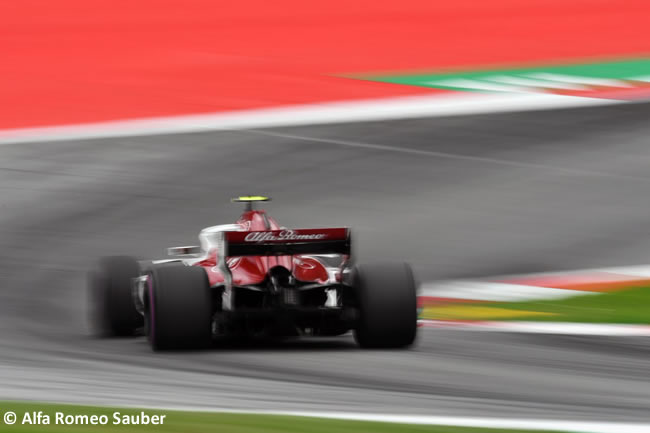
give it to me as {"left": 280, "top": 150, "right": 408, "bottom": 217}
{"left": 1, "top": 0, "right": 650, "bottom": 430}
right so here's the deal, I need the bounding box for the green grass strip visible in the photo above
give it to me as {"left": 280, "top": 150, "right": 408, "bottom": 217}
{"left": 487, "top": 286, "right": 650, "bottom": 323}
{"left": 0, "top": 401, "right": 573, "bottom": 433}
{"left": 360, "top": 57, "right": 650, "bottom": 89}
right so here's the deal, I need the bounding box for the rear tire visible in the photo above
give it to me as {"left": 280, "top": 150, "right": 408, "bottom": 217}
{"left": 89, "top": 256, "right": 143, "bottom": 336}
{"left": 353, "top": 262, "right": 417, "bottom": 348}
{"left": 146, "top": 265, "right": 212, "bottom": 350}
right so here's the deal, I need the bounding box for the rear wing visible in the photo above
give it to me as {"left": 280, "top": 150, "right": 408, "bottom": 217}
{"left": 217, "top": 228, "right": 350, "bottom": 309}
{"left": 219, "top": 228, "right": 350, "bottom": 257}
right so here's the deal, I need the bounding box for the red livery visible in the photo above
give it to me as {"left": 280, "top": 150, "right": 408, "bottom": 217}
{"left": 89, "top": 197, "right": 417, "bottom": 351}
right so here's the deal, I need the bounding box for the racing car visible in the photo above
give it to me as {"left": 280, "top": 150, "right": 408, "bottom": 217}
{"left": 89, "top": 197, "right": 417, "bottom": 350}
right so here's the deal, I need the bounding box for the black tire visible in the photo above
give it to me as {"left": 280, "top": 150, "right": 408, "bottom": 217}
{"left": 146, "top": 265, "right": 212, "bottom": 350}
{"left": 352, "top": 262, "right": 417, "bottom": 348}
{"left": 89, "top": 256, "right": 143, "bottom": 336}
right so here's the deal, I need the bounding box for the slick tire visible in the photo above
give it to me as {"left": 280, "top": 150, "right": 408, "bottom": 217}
{"left": 146, "top": 265, "right": 212, "bottom": 350}
{"left": 353, "top": 262, "right": 417, "bottom": 348}
{"left": 90, "top": 255, "right": 143, "bottom": 336}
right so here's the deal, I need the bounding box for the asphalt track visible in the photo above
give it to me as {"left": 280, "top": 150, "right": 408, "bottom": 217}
{"left": 1, "top": 102, "right": 650, "bottom": 421}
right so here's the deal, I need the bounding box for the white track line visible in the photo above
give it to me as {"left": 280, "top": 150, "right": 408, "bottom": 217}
{"left": 419, "top": 263, "right": 650, "bottom": 301}
{"left": 0, "top": 92, "right": 624, "bottom": 145}
{"left": 418, "top": 320, "right": 650, "bottom": 336}
{"left": 426, "top": 78, "right": 526, "bottom": 92}
{"left": 246, "top": 129, "right": 650, "bottom": 182}
{"left": 419, "top": 280, "right": 596, "bottom": 301}
{"left": 258, "top": 412, "right": 650, "bottom": 433}
{"left": 43, "top": 403, "right": 650, "bottom": 433}
{"left": 458, "top": 263, "right": 650, "bottom": 281}
{"left": 32, "top": 400, "right": 650, "bottom": 433}
{"left": 529, "top": 72, "right": 632, "bottom": 87}
{"left": 529, "top": 73, "right": 633, "bottom": 88}
{"left": 486, "top": 75, "right": 588, "bottom": 90}
{"left": 600, "top": 265, "right": 650, "bottom": 277}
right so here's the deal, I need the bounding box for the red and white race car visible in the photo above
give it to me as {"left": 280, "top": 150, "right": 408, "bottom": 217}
{"left": 89, "top": 197, "right": 417, "bottom": 350}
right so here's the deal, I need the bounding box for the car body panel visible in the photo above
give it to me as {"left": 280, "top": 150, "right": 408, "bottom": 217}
{"left": 187, "top": 209, "right": 345, "bottom": 287}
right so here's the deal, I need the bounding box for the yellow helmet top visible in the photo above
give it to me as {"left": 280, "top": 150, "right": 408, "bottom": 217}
{"left": 231, "top": 196, "right": 270, "bottom": 203}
